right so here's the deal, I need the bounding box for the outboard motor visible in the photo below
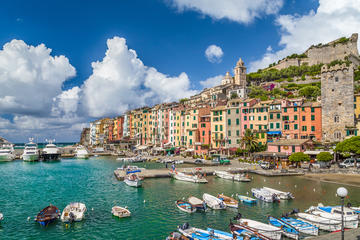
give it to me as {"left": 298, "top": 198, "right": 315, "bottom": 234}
{"left": 69, "top": 212, "right": 75, "bottom": 223}
{"left": 347, "top": 202, "right": 352, "bottom": 208}
{"left": 181, "top": 222, "right": 189, "bottom": 230}
{"left": 233, "top": 213, "right": 242, "bottom": 221}
{"left": 202, "top": 202, "right": 207, "bottom": 210}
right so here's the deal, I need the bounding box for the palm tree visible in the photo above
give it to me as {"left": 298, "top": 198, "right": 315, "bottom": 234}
{"left": 240, "top": 129, "right": 259, "bottom": 158}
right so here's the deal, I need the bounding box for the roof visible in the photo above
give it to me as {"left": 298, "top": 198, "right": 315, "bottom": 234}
{"left": 269, "top": 139, "right": 312, "bottom": 146}
{"left": 211, "top": 105, "right": 226, "bottom": 111}
{"left": 301, "top": 101, "right": 321, "bottom": 107}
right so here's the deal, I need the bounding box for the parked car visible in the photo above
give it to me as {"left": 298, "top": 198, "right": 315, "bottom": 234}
{"left": 339, "top": 158, "right": 360, "bottom": 168}
{"left": 259, "top": 161, "right": 275, "bottom": 170}
{"left": 211, "top": 154, "right": 230, "bottom": 165}
{"left": 194, "top": 158, "right": 205, "bottom": 165}
{"left": 310, "top": 161, "right": 331, "bottom": 169}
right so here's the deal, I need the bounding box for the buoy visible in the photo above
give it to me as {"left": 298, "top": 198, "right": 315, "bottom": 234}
{"left": 264, "top": 179, "right": 266, "bottom": 182}
{"left": 279, "top": 182, "right": 281, "bottom": 185}
{"left": 66, "top": 224, "right": 69, "bottom": 228}
{"left": 27, "top": 217, "right": 30, "bottom": 221}
{"left": 144, "top": 200, "right": 146, "bottom": 203}
{"left": 91, "top": 208, "right": 94, "bottom": 211}
{"left": 313, "top": 188, "right": 316, "bottom": 192}
{"left": 294, "top": 185, "right": 297, "bottom": 188}
{"left": 246, "top": 192, "right": 249, "bottom": 195}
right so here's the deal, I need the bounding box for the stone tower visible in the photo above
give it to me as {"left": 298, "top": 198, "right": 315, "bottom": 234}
{"left": 321, "top": 63, "right": 355, "bottom": 142}
{"left": 234, "top": 58, "right": 247, "bottom": 87}
{"left": 221, "top": 71, "right": 233, "bottom": 85}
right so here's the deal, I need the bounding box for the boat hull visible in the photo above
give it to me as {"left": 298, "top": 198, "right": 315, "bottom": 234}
{"left": 296, "top": 213, "right": 341, "bottom": 231}
{"left": 268, "top": 217, "right": 299, "bottom": 240}
{"left": 238, "top": 195, "right": 257, "bottom": 204}
{"left": 42, "top": 153, "right": 61, "bottom": 161}
{"left": 237, "top": 219, "right": 282, "bottom": 240}
{"left": 176, "top": 200, "right": 196, "bottom": 213}
{"left": 22, "top": 154, "right": 39, "bottom": 162}
{"left": 124, "top": 178, "right": 142, "bottom": 187}
{"left": 172, "top": 172, "right": 208, "bottom": 183}
{"left": 281, "top": 217, "right": 319, "bottom": 236}
{"left": 0, "top": 154, "right": 15, "bottom": 162}
{"left": 76, "top": 154, "right": 89, "bottom": 159}
{"left": 203, "top": 194, "right": 226, "bottom": 210}
{"left": 215, "top": 171, "right": 251, "bottom": 182}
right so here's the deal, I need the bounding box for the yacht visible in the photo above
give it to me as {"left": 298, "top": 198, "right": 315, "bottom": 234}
{"left": 0, "top": 144, "right": 15, "bottom": 162}
{"left": 22, "top": 139, "right": 39, "bottom": 162}
{"left": 41, "top": 140, "right": 61, "bottom": 161}
{"left": 75, "top": 145, "right": 89, "bottom": 159}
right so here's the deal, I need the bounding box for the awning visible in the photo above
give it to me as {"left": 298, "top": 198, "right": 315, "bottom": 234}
{"left": 163, "top": 142, "right": 173, "bottom": 147}
{"left": 185, "top": 149, "right": 194, "bottom": 152}
{"left": 304, "top": 150, "right": 333, "bottom": 155}
{"left": 153, "top": 147, "right": 164, "bottom": 151}
{"left": 136, "top": 145, "right": 148, "bottom": 150}
{"left": 267, "top": 131, "right": 282, "bottom": 135}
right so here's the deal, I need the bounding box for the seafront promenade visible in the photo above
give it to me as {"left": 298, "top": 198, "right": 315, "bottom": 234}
{"left": 309, "top": 228, "right": 360, "bottom": 239}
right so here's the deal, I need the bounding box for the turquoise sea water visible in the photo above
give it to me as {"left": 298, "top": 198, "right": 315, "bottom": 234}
{"left": 0, "top": 157, "right": 360, "bottom": 240}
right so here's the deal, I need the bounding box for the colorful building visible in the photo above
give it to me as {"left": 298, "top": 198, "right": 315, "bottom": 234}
{"left": 211, "top": 105, "right": 226, "bottom": 149}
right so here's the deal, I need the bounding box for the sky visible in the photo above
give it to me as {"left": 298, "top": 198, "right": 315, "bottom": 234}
{"left": 0, "top": 0, "right": 360, "bottom": 143}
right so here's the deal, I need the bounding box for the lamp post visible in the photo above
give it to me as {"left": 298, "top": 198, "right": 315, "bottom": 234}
{"left": 337, "top": 187, "right": 348, "bottom": 240}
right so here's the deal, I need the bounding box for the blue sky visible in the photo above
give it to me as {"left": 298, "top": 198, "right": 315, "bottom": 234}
{"left": 0, "top": 0, "right": 359, "bottom": 142}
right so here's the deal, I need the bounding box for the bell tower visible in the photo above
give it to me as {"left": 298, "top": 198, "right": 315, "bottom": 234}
{"left": 234, "top": 58, "right": 246, "bottom": 87}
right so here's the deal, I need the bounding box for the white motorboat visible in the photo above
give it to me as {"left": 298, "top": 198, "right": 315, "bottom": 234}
{"left": 176, "top": 200, "right": 196, "bottom": 213}
{"left": 124, "top": 173, "right": 142, "bottom": 187}
{"left": 22, "top": 139, "right": 39, "bottom": 162}
{"left": 111, "top": 206, "right": 131, "bottom": 218}
{"left": 217, "top": 194, "right": 238, "bottom": 208}
{"left": 0, "top": 212, "right": 3, "bottom": 222}
{"left": 178, "top": 226, "right": 233, "bottom": 240}
{"left": 75, "top": 146, "right": 89, "bottom": 159}
{"left": 214, "top": 170, "right": 251, "bottom": 182}
{"left": 41, "top": 140, "right": 61, "bottom": 161}
{"left": 61, "top": 202, "right": 87, "bottom": 222}
{"left": 296, "top": 212, "right": 341, "bottom": 231}
{"left": 0, "top": 144, "right": 15, "bottom": 162}
{"left": 262, "top": 187, "right": 294, "bottom": 200}
{"left": 251, "top": 188, "right": 279, "bottom": 203}
{"left": 171, "top": 171, "right": 208, "bottom": 183}
{"left": 188, "top": 196, "right": 207, "bottom": 211}
{"left": 306, "top": 206, "right": 358, "bottom": 229}
{"left": 202, "top": 193, "right": 226, "bottom": 210}
{"left": 237, "top": 218, "right": 282, "bottom": 240}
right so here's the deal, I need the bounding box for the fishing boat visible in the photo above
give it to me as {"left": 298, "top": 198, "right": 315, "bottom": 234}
{"left": 217, "top": 194, "right": 238, "bottom": 208}
{"left": 214, "top": 170, "right": 251, "bottom": 182}
{"left": 268, "top": 216, "right": 299, "bottom": 240}
{"left": 237, "top": 218, "right": 282, "bottom": 240}
{"left": 0, "top": 144, "right": 15, "bottom": 162}
{"left": 41, "top": 140, "right": 61, "bottom": 161}
{"left": 280, "top": 217, "right": 319, "bottom": 236}
{"left": 238, "top": 195, "right": 257, "bottom": 204}
{"left": 60, "top": 202, "right": 87, "bottom": 222}
{"left": 35, "top": 205, "right": 60, "bottom": 226}
{"left": 296, "top": 212, "right": 341, "bottom": 231}
{"left": 124, "top": 171, "right": 142, "bottom": 187}
{"left": 171, "top": 171, "right": 208, "bottom": 183}
{"left": 188, "top": 196, "right": 207, "bottom": 211}
{"left": 178, "top": 224, "right": 233, "bottom": 240}
{"left": 202, "top": 193, "right": 226, "bottom": 210}
{"left": 306, "top": 206, "right": 358, "bottom": 228}
{"left": 251, "top": 188, "right": 279, "bottom": 203}
{"left": 176, "top": 200, "right": 196, "bottom": 213}
{"left": 75, "top": 145, "right": 89, "bottom": 159}
{"left": 22, "top": 138, "right": 39, "bottom": 162}
{"left": 311, "top": 204, "right": 359, "bottom": 218}
{"left": 111, "top": 206, "right": 131, "bottom": 218}
{"left": 262, "top": 187, "right": 294, "bottom": 200}
{"left": 229, "top": 223, "right": 270, "bottom": 240}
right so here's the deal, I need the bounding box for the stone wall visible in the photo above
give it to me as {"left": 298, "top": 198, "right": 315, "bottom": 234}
{"left": 321, "top": 64, "right": 355, "bottom": 142}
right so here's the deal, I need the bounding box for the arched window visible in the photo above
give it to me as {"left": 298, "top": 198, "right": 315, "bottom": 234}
{"left": 334, "top": 115, "right": 339, "bottom": 123}
{"left": 334, "top": 131, "right": 341, "bottom": 139}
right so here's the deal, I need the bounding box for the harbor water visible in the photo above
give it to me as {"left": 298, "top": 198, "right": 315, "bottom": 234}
{"left": 0, "top": 157, "right": 360, "bottom": 239}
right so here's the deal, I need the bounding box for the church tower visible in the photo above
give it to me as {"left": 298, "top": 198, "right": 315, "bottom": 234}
{"left": 234, "top": 58, "right": 247, "bottom": 87}
{"left": 221, "top": 71, "right": 233, "bottom": 85}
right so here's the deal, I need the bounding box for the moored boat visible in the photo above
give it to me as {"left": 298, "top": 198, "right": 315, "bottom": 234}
{"left": 251, "top": 188, "right": 279, "bottom": 203}
{"left": 61, "top": 202, "right": 87, "bottom": 222}
{"left": 238, "top": 195, "right": 257, "bottom": 204}
{"left": 188, "top": 196, "right": 207, "bottom": 211}
{"left": 35, "top": 205, "right": 60, "bottom": 226}
{"left": 178, "top": 224, "right": 233, "bottom": 240}
{"left": 41, "top": 140, "right": 61, "bottom": 161}
{"left": 0, "top": 144, "right": 15, "bottom": 162}
{"left": 268, "top": 216, "right": 299, "bottom": 240}
{"left": 124, "top": 171, "right": 143, "bottom": 187}
{"left": 296, "top": 212, "right": 341, "bottom": 231}
{"left": 171, "top": 171, "right": 208, "bottom": 183}
{"left": 0, "top": 212, "right": 3, "bottom": 222}
{"left": 22, "top": 139, "right": 39, "bottom": 161}
{"left": 214, "top": 170, "right": 251, "bottom": 182}
{"left": 75, "top": 145, "right": 89, "bottom": 159}
{"left": 202, "top": 193, "right": 226, "bottom": 210}
{"left": 111, "top": 206, "right": 131, "bottom": 218}
{"left": 217, "top": 194, "right": 238, "bottom": 208}
{"left": 280, "top": 217, "right": 319, "bottom": 236}
{"left": 237, "top": 218, "right": 282, "bottom": 240}
{"left": 229, "top": 223, "right": 270, "bottom": 240}
{"left": 262, "top": 187, "right": 294, "bottom": 200}
{"left": 176, "top": 200, "right": 196, "bottom": 213}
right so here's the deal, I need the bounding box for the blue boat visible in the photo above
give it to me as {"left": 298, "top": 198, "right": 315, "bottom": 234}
{"left": 238, "top": 195, "right": 257, "bottom": 204}
{"left": 35, "top": 205, "right": 60, "bottom": 226}
{"left": 280, "top": 217, "right": 319, "bottom": 236}
{"left": 268, "top": 216, "right": 299, "bottom": 240}
{"left": 207, "top": 228, "right": 262, "bottom": 240}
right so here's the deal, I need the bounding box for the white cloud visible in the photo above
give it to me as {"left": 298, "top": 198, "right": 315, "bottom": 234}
{"left": 0, "top": 39, "right": 76, "bottom": 116}
{"left": 249, "top": 0, "right": 360, "bottom": 72}
{"left": 169, "top": 0, "right": 283, "bottom": 24}
{"left": 205, "top": 45, "right": 224, "bottom": 63}
{"left": 82, "top": 37, "right": 197, "bottom": 118}
{"left": 199, "top": 75, "right": 223, "bottom": 88}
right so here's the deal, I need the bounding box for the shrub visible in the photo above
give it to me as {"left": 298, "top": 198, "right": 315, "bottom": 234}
{"left": 316, "top": 152, "right": 333, "bottom": 162}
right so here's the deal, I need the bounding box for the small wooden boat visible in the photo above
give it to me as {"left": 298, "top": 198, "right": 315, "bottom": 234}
{"left": 238, "top": 195, "right": 257, "bottom": 204}
{"left": 188, "top": 196, "right": 207, "bottom": 211}
{"left": 296, "top": 212, "right": 341, "bottom": 231}
{"left": 268, "top": 216, "right": 299, "bottom": 240}
{"left": 230, "top": 223, "right": 270, "bottom": 240}
{"left": 262, "top": 187, "right": 294, "bottom": 200}
{"left": 202, "top": 193, "right": 226, "bottom": 210}
{"left": 178, "top": 224, "right": 233, "bottom": 240}
{"left": 61, "top": 202, "right": 87, "bottom": 222}
{"left": 171, "top": 172, "right": 208, "bottom": 183}
{"left": 124, "top": 171, "right": 143, "bottom": 187}
{"left": 35, "top": 205, "right": 60, "bottom": 226}
{"left": 111, "top": 206, "right": 131, "bottom": 218}
{"left": 176, "top": 200, "right": 196, "bottom": 213}
{"left": 217, "top": 194, "right": 238, "bottom": 208}
{"left": 251, "top": 188, "right": 279, "bottom": 203}
{"left": 237, "top": 218, "right": 282, "bottom": 240}
{"left": 214, "top": 170, "right": 251, "bottom": 182}
{"left": 280, "top": 217, "right": 318, "bottom": 236}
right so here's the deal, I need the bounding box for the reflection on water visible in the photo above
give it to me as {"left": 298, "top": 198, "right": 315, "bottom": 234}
{"left": 0, "top": 157, "right": 359, "bottom": 239}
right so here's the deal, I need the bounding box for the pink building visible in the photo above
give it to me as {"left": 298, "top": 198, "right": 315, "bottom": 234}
{"left": 267, "top": 139, "right": 313, "bottom": 154}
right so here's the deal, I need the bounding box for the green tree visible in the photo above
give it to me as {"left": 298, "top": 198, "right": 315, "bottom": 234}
{"left": 230, "top": 92, "right": 238, "bottom": 99}
{"left": 179, "top": 98, "right": 189, "bottom": 104}
{"left": 335, "top": 136, "right": 360, "bottom": 167}
{"left": 316, "top": 152, "right": 333, "bottom": 162}
{"left": 298, "top": 86, "right": 321, "bottom": 100}
{"left": 289, "top": 152, "right": 310, "bottom": 167}
{"left": 240, "top": 129, "right": 259, "bottom": 157}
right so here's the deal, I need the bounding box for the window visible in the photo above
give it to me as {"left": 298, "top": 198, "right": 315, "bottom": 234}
{"left": 189, "top": 131, "right": 192, "bottom": 136}
{"left": 294, "top": 115, "right": 298, "bottom": 121}
{"left": 302, "top": 116, "right": 306, "bottom": 121}
{"left": 292, "top": 146, "right": 295, "bottom": 152}
{"left": 228, "top": 119, "right": 231, "bottom": 125}
{"left": 270, "top": 113, "right": 273, "bottom": 119}
{"left": 228, "top": 109, "right": 231, "bottom": 114}
{"left": 270, "top": 123, "right": 274, "bottom": 129}
{"left": 250, "top": 124, "right": 253, "bottom": 129}
{"left": 264, "top": 125, "right": 267, "bottom": 130}
{"left": 236, "top": 130, "right": 240, "bottom": 136}
{"left": 294, "top": 124, "right": 298, "bottom": 130}
{"left": 202, "top": 131, "right": 205, "bottom": 136}
{"left": 276, "top": 123, "right": 280, "bottom": 128}
{"left": 278, "top": 146, "right": 281, "bottom": 152}
{"left": 236, "top": 139, "right": 240, "bottom": 144}
{"left": 311, "top": 126, "right": 315, "bottom": 131}
{"left": 261, "top": 133, "right": 265, "bottom": 138}
{"left": 277, "top": 113, "right": 281, "bottom": 119}
{"left": 244, "top": 124, "right": 247, "bottom": 129}
{"left": 335, "top": 76, "right": 339, "bottom": 82}
{"left": 220, "top": 125, "right": 223, "bottom": 131}
{"left": 228, "top": 130, "right": 231, "bottom": 137}
{"left": 258, "top": 116, "right": 261, "bottom": 121}
{"left": 187, "top": 122, "right": 189, "bottom": 126}
{"left": 244, "top": 116, "right": 247, "bottom": 121}
{"left": 190, "top": 139, "right": 192, "bottom": 145}
{"left": 244, "top": 103, "right": 247, "bottom": 107}
{"left": 334, "top": 131, "right": 341, "bottom": 139}
{"left": 334, "top": 115, "right": 339, "bottom": 123}
{"left": 284, "top": 108, "right": 287, "bottom": 113}
{"left": 193, "top": 116, "right": 196, "bottom": 120}
{"left": 220, "top": 116, "right": 222, "bottom": 121}
{"left": 264, "top": 116, "right": 267, "bottom": 120}
{"left": 236, "top": 118, "right": 240, "bottom": 125}
{"left": 236, "top": 109, "right": 239, "bottom": 114}
{"left": 228, "top": 139, "right": 231, "bottom": 144}
{"left": 284, "top": 124, "right": 289, "bottom": 130}
{"left": 259, "top": 125, "right": 262, "bottom": 130}
{"left": 302, "top": 126, "right": 307, "bottom": 131}
{"left": 311, "top": 107, "right": 315, "bottom": 113}
{"left": 215, "top": 125, "right": 218, "bottom": 131}
{"left": 311, "top": 115, "right": 315, "bottom": 121}
{"left": 294, "top": 107, "right": 297, "bottom": 112}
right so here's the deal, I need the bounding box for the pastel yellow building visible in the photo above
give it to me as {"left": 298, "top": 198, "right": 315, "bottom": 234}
{"left": 211, "top": 105, "right": 226, "bottom": 149}
{"left": 248, "top": 101, "right": 271, "bottom": 145}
